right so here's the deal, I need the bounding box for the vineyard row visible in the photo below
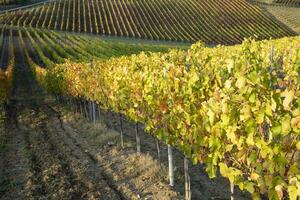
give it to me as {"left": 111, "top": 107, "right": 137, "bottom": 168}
{"left": 0, "top": 0, "right": 297, "bottom": 44}
{"left": 0, "top": 25, "right": 175, "bottom": 103}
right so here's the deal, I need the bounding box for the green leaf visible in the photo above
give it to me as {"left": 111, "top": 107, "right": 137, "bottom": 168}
{"left": 207, "top": 109, "right": 215, "bottom": 125}
{"left": 271, "top": 96, "right": 277, "bottom": 111}
{"left": 219, "top": 163, "right": 230, "bottom": 178}
{"left": 192, "top": 154, "right": 198, "bottom": 165}
{"left": 271, "top": 124, "right": 282, "bottom": 137}
{"left": 157, "top": 129, "right": 168, "bottom": 141}
{"left": 281, "top": 114, "right": 291, "bottom": 135}
{"left": 188, "top": 69, "right": 199, "bottom": 86}
{"left": 249, "top": 71, "right": 258, "bottom": 84}
{"left": 246, "top": 132, "right": 255, "bottom": 146}
{"left": 183, "top": 144, "right": 192, "bottom": 158}
{"left": 252, "top": 192, "right": 262, "bottom": 200}
{"left": 221, "top": 114, "right": 230, "bottom": 125}
{"left": 288, "top": 185, "right": 299, "bottom": 200}
{"left": 240, "top": 104, "right": 251, "bottom": 121}
{"left": 235, "top": 76, "right": 246, "bottom": 89}
{"left": 245, "top": 119, "right": 256, "bottom": 134}
{"left": 227, "top": 59, "right": 234, "bottom": 72}
{"left": 226, "top": 126, "right": 237, "bottom": 143}
{"left": 256, "top": 111, "right": 265, "bottom": 124}
{"left": 224, "top": 79, "right": 232, "bottom": 89}
{"left": 261, "top": 146, "right": 269, "bottom": 159}
{"left": 268, "top": 189, "right": 281, "bottom": 200}
{"left": 296, "top": 142, "right": 300, "bottom": 150}
{"left": 282, "top": 90, "right": 295, "bottom": 110}
{"left": 206, "top": 162, "right": 216, "bottom": 178}
{"left": 249, "top": 92, "right": 256, "bottom": 103}
{"left": 245, "top": 182, "right": 255, "bottom": 193}
{"left": 219, "top": 163, "right": 240, "bottom": 183}
{"left": 247, "top": 152, "right": 257, "bottom": 165}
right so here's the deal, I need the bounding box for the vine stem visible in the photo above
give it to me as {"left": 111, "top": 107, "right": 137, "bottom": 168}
{"left": 92, "top": 101, "right": 96, "bottom": 124}
{"left": 119, "top": 113, "right": 124, "bottom": 148}
{"left": 184, "top": 156, "right": 191, "bottom": 200}
{"left": 230, "top": 182, "right": 234, "bottom": 200}
{"left": 135, "top": 122, "right": 141, "bottom": 155}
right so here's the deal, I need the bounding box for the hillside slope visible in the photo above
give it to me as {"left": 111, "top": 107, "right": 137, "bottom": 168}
{"left": 0, "top": 0, "right": 297, "bottom": 45}
{"left": 274, "top": 0, "right": 300, "bottom": 6}
{"left": 258, "top": 4, "right": 300, "bottom": 33}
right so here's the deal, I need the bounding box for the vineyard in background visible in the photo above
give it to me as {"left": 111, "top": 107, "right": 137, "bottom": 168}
{"left": 251, "top": 0, "right": 300, "bottom": 34}
{"left": 274, "top": 0, "right": 300, "bottom": 6}
{"left": 259, "top": 4, "right": 300, "bottom": 33}
{"left": 255, "top": 0, "right": 300, "bottom": 6}
{"left": 0, "top": 0, "right": 297, "bottom": 44}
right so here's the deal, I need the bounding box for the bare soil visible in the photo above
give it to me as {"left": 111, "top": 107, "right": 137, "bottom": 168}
{"left": 82, "top": 105, "right": 251, "bottom": 200}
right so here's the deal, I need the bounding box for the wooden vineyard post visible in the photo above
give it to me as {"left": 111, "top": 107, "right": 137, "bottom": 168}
{"left": 84, "top": 100, "right": 88, "bottom": 119}
{"left": 119, "top": 113, "right": 124, "bottom": 148}
{"left": 135, "top": 122, "right": 141, "bottom": 155}
{"left": 230, "top": 182, "right": 234, "bottom": 200}
{"left": 184, "top": 156, "right": 191, "bottom": 200}
{"left": 92, "top": 101, "right": 96, "bottom": 124}
{"left": 156, "top": 140, "right": 161, "bottom": 163}
{"left": 168, "top": 144, "right": 174, "bottom": 186}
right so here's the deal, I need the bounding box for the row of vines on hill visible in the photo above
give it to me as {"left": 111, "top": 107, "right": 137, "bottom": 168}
{"left": 33, "top": 36, "right": 300, "bottom": 199}
{"left": 255, "top": 2, "right": 300, "bottom": 34}
{"left": 0, "top": 0, "right": 297, "bottom": 44}
{"left": 274, "top": 0, "right": 300, "bottom": 6}
{"left": 0, "top": 25, "right": 173, "bottom": 65}
{"left": 0, "top": 25, "right": 173, "bottom": 104}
